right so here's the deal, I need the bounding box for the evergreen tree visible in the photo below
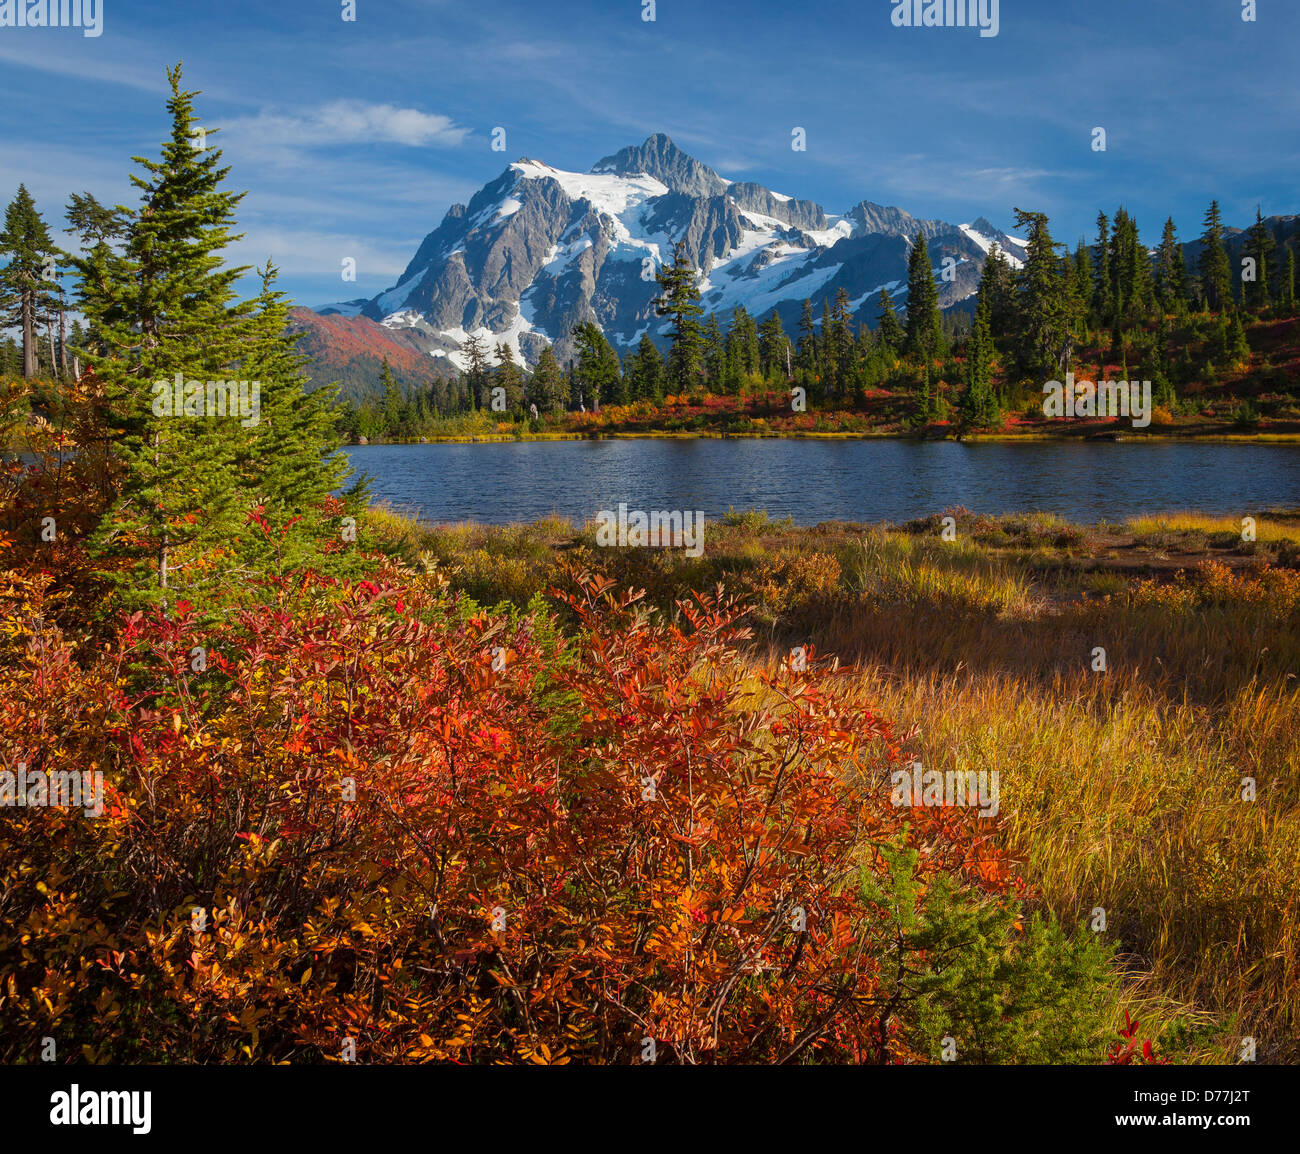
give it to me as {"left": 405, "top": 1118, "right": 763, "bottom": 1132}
{"left": 62, "top": 195, "right": 131, "bottom": 375}
{"left": 819, "top": 298, "right": 836, "bottom": 393}
{"left": 1198, "top": 200, "right": 1233, "bottom": 313}
{"left": 487, "top": 343, "right": 525, "bottom": 413}
{"left": 904, "top": 229, "right": 944, "bottom": 361}
{"left": 960, "top": 301, "right": 999, "bottom": 429}
{"left": 65, "top": 190, "right": 130, "bottom": 247}
{"left": 719, "top": 325, "right": 742, "bottom": 395}
{"left": 915, "top": 362, "right": 934, "bottom": 426}
{"left": 654, "top": 240, "right": 704, "bottom": 392}
{"left": 1108, "top": 208, "right": 1154, "bottom": 334}
{"left": 1150, "top": 313, "right": 1177, "bottom": 409}
{"left": 1155, "top": 217, "right": 1188, "bottom": 313}
{"left": 795, "top": 299, "right": 818, "bottom": 380}
{"left": 1011, "top": 208, "right": 1071, "bottom": 384}
{"left": 627, "top": 333, "right": 663, "bottom": 402}
{"left": 730, "top": 306, "right": 760, "bottom": 379}
{"left": 1, "top": 336, "right": 19, "bottom": 376}
{"left": 1072, "top": 241, "right": 1093, "bottom": 320}
{"left": 236, "top": 260, "right": 349, "bottom": 565}
{"left": 1227, "top": 311, "right": 1251, "bottom": 367}
{"left": 1244, "top": 206, "right": 1275, "bottom": 311}
{"left": 0, "top": 184, "right": 61, "bottom": 379}
{"left": 1283, "top": 246, "right": 1297, "bottom": 314}
{"left": 830, "top": 288, "right": 855, "bottom": 397}
{"left": 529, "top": 344, "right": 568, "bottom": 414}
{"left": 702, "top": 313, "right": 725, "bottom": 391}
{"left": 571, "top": 322, "right": 620, "bottom": 408}
{"left": 462, "top": 332, "right": 491, "bottom": 409}
{"left": 74, "top": 65, "right": 259, "bottom": 606}
{"left": 1060, "top": 249, "right": 1087, "bottom": 351}
{"left": 875, "top": 287, "right": 904, "bottom": 352}
{"left": 379, "top": 358, "right": 404, "bottom": 434}
{"left": 1092, "top": 212, "right": 1112, "bottom": 328}
{"left": 757, "top": 310, "right": 790, "bottom": 380}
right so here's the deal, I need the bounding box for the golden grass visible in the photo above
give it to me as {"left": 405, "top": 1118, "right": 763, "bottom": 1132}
{"left": 825, "top": 666, "right": 1299, "bottom": 1063}
{"left": 1126, "top": 512, "right": 1300, "bottom": 539}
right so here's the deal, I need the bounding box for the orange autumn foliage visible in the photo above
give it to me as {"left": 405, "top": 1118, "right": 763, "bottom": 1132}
{"left": 0, "top": 558, "right": 1018, "bottom": 1064}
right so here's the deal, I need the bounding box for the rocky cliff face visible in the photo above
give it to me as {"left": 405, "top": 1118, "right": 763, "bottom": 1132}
{"left": 316, "top": 134, "right": 1029, "bottom": 369}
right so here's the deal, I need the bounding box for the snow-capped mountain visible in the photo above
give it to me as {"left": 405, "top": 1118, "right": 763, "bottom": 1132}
{"left": 317, "top": 134, "right": 1027, "bottom": 370}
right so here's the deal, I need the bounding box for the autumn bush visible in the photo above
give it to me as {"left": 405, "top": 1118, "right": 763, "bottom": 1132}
{"left": 0, "top": 543, "right": 1129, "bottom": 1064}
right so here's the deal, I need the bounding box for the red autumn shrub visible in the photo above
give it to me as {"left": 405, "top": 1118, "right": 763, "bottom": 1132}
{"left": 1, "top": 562, "right": 1017, "bottom": 1064}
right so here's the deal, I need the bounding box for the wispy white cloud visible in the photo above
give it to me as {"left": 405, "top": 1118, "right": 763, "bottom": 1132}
{"left": 227, "top": 226, "right": 413, "bottom": 282}
{"left": 0, "top": 38, "right": 166, "bottom": 93}
{"left": 225, "top": 101, "right": 471, "bottom": 161}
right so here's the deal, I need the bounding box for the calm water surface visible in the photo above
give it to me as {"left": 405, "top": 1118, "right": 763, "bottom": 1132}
{"left": 342, "top": 440, "right": 1300, "bottom": 526}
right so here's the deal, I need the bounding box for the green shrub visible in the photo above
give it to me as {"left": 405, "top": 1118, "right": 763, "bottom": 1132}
{"left": 864, "top": 843, "right": 1119, "bottom": 1064}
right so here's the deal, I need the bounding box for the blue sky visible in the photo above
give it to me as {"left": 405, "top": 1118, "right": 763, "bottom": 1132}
{"left": 1, "top": 0, "right": 1295, "bottom": 308}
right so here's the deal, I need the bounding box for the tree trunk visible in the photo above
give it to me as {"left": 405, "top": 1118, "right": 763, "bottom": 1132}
{"left": 58, "top": 300, "right": 68, "bottom": 378}
{"left": 21, "top": 290, "right": 37, "bottom": 378}
{"left": 47, "top": 318, "right": 58, "bottom": 382}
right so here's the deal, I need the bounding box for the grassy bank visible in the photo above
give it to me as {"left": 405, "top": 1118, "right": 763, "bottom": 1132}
{"left": 364, "top": 505, "right": 1300, "bottom": 1062}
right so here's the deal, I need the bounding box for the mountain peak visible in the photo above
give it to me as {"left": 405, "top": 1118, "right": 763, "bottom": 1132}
{"left": 325, "top": 136, "right": 1052, "bottom": 375}
{"left": 591, "top": 134, "right": 728, "bottom": 198}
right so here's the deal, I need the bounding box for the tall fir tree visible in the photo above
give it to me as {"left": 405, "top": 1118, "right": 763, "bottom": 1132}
{"left": 1010, "top": 208, "right": 1071, "bottom": 384}
{"left": 904, "top": 229, "right": 944, "bottom": 361}
{"left": 1155, "top": 217, "right": 1188, "bottom": 314}
{"left": 960, "top": 301, "right": 999, "bottom": 429}
{"left": 74, "top": 65, "right": 260, "bottom": 607}
{"left": 654, "top": 240, "right": 704, "bottom": 392}
{"left": 830, "top": 288, "right": 855, "bottom": 397}
{"left": 626, "top": 333, "right": 663, "bottom": 402}
{"left": 875, "top": 287, "right": 903, "bottom": 352}
{"left": 757, "top": 309, "right": 790, "bottom": 380}
{"left": 0, "top": 185, "right": 62, "bottom": 379}
{"left": 819, "top": 298, "right": 836, "bottom": 394}
{"left": 730, "top": 305, "right": 760, "bottom": 378}
{"left": 379, "top": 358, "right": 404, "bottom": 434}
{"left": 529, "top": 344, "right": 568, "bottom": 414}
{"left": 1072, "top": 241, "right": 1094, "bottom": 321}
{"left": 1244, "top": 206, "right": 1275, "bottom": 311}
{"left": 702, "top": 313, "right": 725, "bottom": 391}
{"left": 570, "top": 322, "right": 620, "bottom": 408}
{"left": 795, "top": 299, "right": 818, "bottom": 380}
{"left": 234, "top": 260, "right": 349, "bottom": 572}
{"left": 1103, "top": 208, "right": 1154, "bottom": 347}
{"left": 1092, "top": 212, "right": 1112, "bottom": 329}
{"left": 462, "top": 332, "right": 491, "bottom": 410}
{"left": 1198, "top": 200, "right": 1233, "bottom": 313}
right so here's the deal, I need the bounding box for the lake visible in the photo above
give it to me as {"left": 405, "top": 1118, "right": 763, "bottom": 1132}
{"left": 342, "top": 439, "right": 1300, "bottom": 526}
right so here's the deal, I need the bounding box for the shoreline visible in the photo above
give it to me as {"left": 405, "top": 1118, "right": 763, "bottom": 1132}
{"left": 347, "top": 428, "right": 1300, "bottom": 445}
